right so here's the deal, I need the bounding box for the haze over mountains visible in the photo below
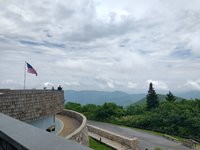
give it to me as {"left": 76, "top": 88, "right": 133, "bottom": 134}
{"left": 64, "top": 90, "right": 200, "bottom": 106}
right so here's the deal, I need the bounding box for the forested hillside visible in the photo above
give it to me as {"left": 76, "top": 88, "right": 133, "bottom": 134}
{"left": 64, "top": 84, "right": 200, "bottom": 141}
{"left": 65, "top": 99, "right": 200, "bottom": 141}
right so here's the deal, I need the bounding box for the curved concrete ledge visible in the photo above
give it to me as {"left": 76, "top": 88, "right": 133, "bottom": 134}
{"left": 58, "top": 109, "right": 89, "bottom": 146}
{"left": 56, "top": 118, "right": 64, "bottom": 135}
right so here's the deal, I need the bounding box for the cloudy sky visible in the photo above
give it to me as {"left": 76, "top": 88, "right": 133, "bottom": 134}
{"left": 0, "top": 0, "right": 200, "bottom": 93}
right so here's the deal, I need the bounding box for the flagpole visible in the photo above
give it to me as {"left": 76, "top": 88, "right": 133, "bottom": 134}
{"left": 24, "top": 61, "right": 26, "bottom": 89}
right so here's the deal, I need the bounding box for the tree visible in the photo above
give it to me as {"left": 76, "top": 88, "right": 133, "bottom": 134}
{"left": 166, "top": 91, "right": 176, "bottom": 102}
{"left": 126, "top": 104, "right": 145, "bottom": 115}
{"left": 82, "top": 104, "right": 99, "bottom": 120}
{"left": 146, "top": 82, "right": 159, "bottom": 110}
{"left": 64, "top": 102, "right": 82, "bottom": 112}
{"left": 96, "top": 102, "right": 124, "bottom": 121}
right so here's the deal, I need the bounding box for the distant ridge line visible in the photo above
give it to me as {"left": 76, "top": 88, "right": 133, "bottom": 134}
{"left": 64, "top": 90, "right": 200, "bottom": 106}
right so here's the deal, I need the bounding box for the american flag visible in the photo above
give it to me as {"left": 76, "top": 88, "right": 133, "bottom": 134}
{"left": 26, "top": 62, "right": 38, "bottom": 76}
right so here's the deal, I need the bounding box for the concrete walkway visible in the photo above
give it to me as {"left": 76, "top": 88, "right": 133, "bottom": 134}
{"left": 56, "top": 114, "right": 80, "bottom": 137}
{"left": 89, "top": 132, "right": 131, "bottom": 150}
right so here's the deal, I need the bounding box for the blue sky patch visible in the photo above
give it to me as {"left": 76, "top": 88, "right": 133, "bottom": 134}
{"left": 19, "top": 40, "right": 65, "bottom": 48}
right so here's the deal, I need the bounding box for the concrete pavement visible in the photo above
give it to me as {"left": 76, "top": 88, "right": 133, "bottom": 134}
{"left": 56, "top": 114, "right": 80, "bottom": 137}
{"left": 88, "top": 120, "right": 192, "bottom": 150}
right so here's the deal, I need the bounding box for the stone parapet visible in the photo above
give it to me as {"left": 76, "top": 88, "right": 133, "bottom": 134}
{"left": 88, "top": 125, "right": 139, "bottom": 150}
{"left": 0, "top": 89, "right": 64, "bottom": 122}
{"left": 59, "top": 109, "right": 89, "bottom": 146}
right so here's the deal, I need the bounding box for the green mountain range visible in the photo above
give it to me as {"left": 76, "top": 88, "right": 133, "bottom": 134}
{"left": 64, "top": 90, "right": 200, "bottom": 107}
{"left": 64, "top": 90, "right": 145, "bottom": 106}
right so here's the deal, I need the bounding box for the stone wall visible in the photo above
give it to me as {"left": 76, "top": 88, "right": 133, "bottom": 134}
{"left": 0, "top": 89, "right": 64, "bottom": 123}
{"left": 88, "top": 125, "right": 139, "bottom": 150}
{"left": 59, "top": 109, "right": 89, "bottom": 146}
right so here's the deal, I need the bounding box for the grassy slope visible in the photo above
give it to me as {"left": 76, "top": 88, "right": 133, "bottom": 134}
{"left": 89, "top": 137, "right": 113, "bottom": 150}
{"left": 197, "top": 144, "right": 200, "bottom": 150}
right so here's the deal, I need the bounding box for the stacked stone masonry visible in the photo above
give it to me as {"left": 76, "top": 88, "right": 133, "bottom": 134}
{"left": 0, "top": 89, "right": 64, "bottom": 123}
{"left": 88, "top": 125, "right": 139, "bottom": 150}
{"left": 59, "top": 110, "right": 89, "bottom": 146}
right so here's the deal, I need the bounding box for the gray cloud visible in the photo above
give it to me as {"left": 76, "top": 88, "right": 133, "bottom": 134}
{"left": 0, "top": 0, "right": 200, "bottom": 92}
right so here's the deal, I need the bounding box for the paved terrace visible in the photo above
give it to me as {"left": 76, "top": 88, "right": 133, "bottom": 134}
{"left": 56, "top": 109, "right": 89, "bottom": 146}
{"left": 56, "top": 114, "right": 80, "bottom": 137}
